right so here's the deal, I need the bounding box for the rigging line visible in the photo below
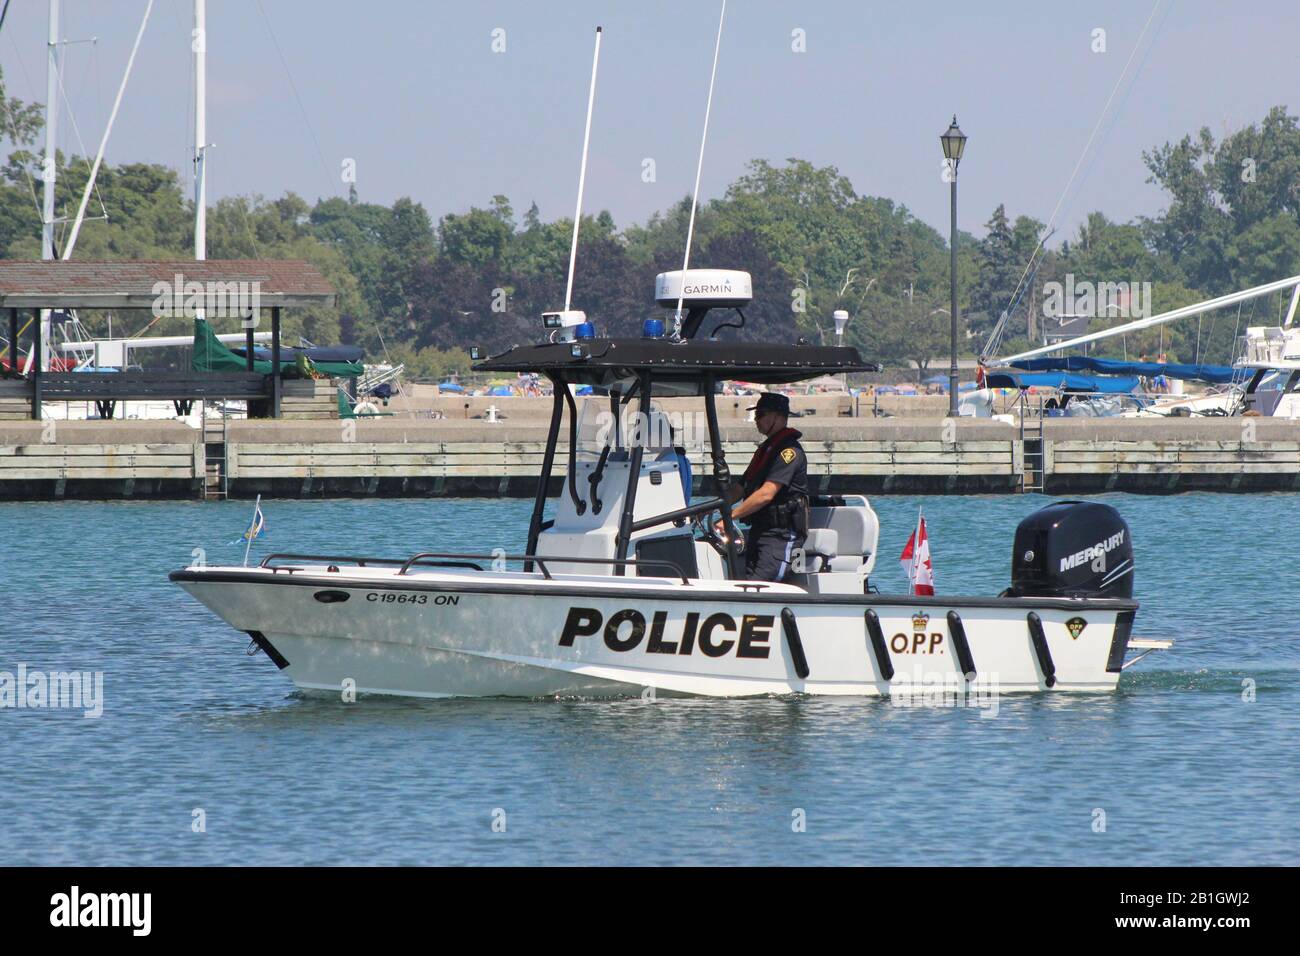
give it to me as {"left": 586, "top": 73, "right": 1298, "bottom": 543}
{"left": 2, "top": 32, "right": 47, "bottom": 220}
{"left": 1003, "top": 228, "right": 1054, "bottom": 320}
{"left": 3, "top": 24, "right": 38, "bottom": 99}
{"left": 67, "top": 5, "right": 98, "bottom": 108}
{"left": 164, "top": 0, "right": 190, "bottom": 180}
{"left": 0, "top": 87, "right": 43, "bottom": 212}
{"left": 233, "top": 196, "right": 261, "bottom": 258}
{"left": 93, "top": 11, "right": 101, "bottom": 120}
{"left": 673, "top": 0, "right": 726, "bottom": 334}
{"left": 63, "top": 0, "right": 155, "bottom": 258}
{"left": 1043, "top": 0, "right": 1163, "bottom": 233}
{"left": 563, "top": 27, "right": 602, "bottom": 314}
{"left": 1057, "top": 0, "right": 1171, "bottom": 227}
{"left": 54, "top": 46, "right": 110, "bottom": 222}
{"left": 1000, "top": 0, "right": 1164, "bottom": 319}
{"left": 253, "top": 0, "right": 338, "bottom": 197}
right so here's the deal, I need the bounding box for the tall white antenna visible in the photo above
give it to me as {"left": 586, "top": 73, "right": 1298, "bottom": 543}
{"left": 672, "top": 0, "right": 727, "bottom": 337}
{"left": 193, "top": 0, "right": 207, "bottom": 261}
{"left": 562, "top": 26, "right": 602, "bottom": 313}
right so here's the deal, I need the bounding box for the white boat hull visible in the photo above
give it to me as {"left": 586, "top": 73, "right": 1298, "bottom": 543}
{"left": 171, "top": 565, "right": 1137, "bottom": 698}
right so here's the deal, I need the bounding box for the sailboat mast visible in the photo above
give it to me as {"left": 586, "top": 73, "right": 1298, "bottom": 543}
{"left": 37, "top": 0, "right": 60, "bottom": 372}
{"left": 193, "top": 0, "right": 207, "bottom": 261}
{"left": 41, "top": 0, "right": 59, "bottom": 261}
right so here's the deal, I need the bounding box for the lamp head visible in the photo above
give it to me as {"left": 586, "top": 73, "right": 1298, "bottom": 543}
{"left": 833, "top": 309, "right": 850, "bottom": 339}
{"left": 940, "top": 115, "right": 967, "bottom": 168}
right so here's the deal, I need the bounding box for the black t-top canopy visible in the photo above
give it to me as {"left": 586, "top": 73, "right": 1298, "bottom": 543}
{"left": 473, "top": 337, "right": 878, "bottom": 389}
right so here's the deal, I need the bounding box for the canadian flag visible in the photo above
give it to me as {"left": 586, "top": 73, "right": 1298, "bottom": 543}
{"left": 899, "top": 513, "right": 935, "bottom": 595}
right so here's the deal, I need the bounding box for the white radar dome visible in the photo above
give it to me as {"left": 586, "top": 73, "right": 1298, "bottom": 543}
{"left": 655, "top": 269, "right": 753, "bottom": 310}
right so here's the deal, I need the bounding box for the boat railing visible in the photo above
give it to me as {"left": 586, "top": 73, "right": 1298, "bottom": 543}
{"left": 258, "top": 549, "right": 692, "bottom": 584}
{"left": 396, "top": 551, "right": 691, "bottom": 584}
{"left": 259, "top": 553, "right": 484, "bottom": 573}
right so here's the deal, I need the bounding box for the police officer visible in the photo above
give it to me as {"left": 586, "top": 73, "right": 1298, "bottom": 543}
{"left": 716, "top": 392, "right": 809, "bottom": 582}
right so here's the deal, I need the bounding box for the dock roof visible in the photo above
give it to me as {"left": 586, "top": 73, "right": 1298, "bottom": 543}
{"left": 0, "top": 260, "right": 336, "bottom": 310}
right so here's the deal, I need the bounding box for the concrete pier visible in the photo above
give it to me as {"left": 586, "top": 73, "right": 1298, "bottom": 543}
{"left": 2, "top": 415, "right": 1298, "bottom": 500}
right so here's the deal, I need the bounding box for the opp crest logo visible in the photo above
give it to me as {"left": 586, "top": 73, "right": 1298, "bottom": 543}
{"left": 894, "top": 613, "right": 944, "bottom": 655}
{"left": 1066, "top": 616, "right": 1087, "bottom": 640}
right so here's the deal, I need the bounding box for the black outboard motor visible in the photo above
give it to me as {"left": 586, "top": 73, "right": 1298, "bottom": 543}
{"left": 1009, "top": 501, "right": 1134, "bottom": 599}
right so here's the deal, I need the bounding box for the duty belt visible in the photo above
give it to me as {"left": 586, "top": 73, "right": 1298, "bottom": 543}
{"left": 748, "top": 494, "right": 809, "bottom": 533}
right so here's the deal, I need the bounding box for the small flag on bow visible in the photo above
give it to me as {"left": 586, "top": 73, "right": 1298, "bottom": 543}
{"left": 239, "top": 494, "right": 268, "bottom": 566}
{"left": 243, "top": 502, "right": 266, "bottom": 542}
{"left": 899, "top": 510, "right": 934, "bottom": 595}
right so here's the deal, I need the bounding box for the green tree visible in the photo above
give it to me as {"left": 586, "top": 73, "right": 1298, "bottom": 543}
{"left": 439, "top": 204, "right": 512, "bottom": 267}
{"left": 968, "top": 204, "right": 1020, "bottom": 334}
{"left": 865, "top": 288, "right": 961, "bottom": 381}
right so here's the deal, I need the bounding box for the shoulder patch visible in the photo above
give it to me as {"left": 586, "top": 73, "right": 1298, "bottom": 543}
{"left": 780, "top": 447, "right": 797, "bottom": 464}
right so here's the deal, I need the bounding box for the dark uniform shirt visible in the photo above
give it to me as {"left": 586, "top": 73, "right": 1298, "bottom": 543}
{"left": 740, "top": 430, "right": 808, "bottom": 581}
{"left": 742, "top": 428, "right": 809, "bottom": 531}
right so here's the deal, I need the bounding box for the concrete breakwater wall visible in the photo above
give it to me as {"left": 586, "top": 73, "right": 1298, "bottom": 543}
{"left": 381, "top": 391, "right": 955, "bottom": 422}
{"left": 1, "top": 417, "right": 1298, "bottom": 500}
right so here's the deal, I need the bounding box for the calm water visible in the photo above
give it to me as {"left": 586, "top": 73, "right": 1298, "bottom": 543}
{"left": 0, "top": 493, "right": 1296, "bottom": 866}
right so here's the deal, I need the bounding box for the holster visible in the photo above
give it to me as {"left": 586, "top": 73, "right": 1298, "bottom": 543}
{"left": 752, "top": 495, "right": 809, "bottom": 534}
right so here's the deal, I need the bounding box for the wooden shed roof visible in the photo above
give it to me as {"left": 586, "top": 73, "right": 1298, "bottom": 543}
{"left": 0, "top": 260, "right": 336, "bottom": 310}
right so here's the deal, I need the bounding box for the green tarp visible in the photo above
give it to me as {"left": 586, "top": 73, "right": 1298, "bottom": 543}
{"left": 191, "top": 319, "right": 363, "bottom": 377}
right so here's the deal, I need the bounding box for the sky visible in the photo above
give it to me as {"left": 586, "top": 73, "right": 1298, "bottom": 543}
{"left": 0, "top": 0, "right": 1294, "bottom": 244}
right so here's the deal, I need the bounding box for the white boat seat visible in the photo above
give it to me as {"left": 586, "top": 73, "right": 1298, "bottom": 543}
{"left": 809, "top": 502, "right": 879, "bottom": 573}
{"left": 802, "top": 528, "right": 838, "bottom": 571}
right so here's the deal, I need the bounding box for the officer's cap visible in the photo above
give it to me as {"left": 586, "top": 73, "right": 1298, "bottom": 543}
{"left": 747, "top": 392, "right": 793, "bottom": 416}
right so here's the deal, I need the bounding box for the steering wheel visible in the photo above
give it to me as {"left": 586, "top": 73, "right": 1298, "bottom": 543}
{"left": 693, "top": 510, "right": 745, "bottom": 556}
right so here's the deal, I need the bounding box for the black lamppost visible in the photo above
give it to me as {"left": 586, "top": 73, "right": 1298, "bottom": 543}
{"left": 940, "top": 115, "right": 967, "bottom": 417}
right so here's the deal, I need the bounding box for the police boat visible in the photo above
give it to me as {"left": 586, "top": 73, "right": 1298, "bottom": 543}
{"left": 170, "top": 269, "right": 1171, "bottom": 698}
